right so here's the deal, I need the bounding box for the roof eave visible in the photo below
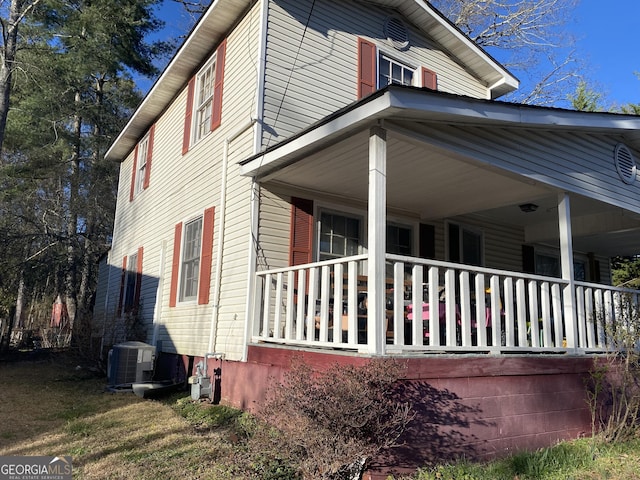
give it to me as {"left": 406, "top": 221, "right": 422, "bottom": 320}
{"left": 240, "top": 87, "right": 640, "bottom": 178}
{"left": 104, "top": 0, "right": 254, "bottom": 162}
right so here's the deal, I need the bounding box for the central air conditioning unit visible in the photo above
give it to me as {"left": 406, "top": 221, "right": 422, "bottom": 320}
{"left": 107, "top": 341, "right": 156, "bottom": 387}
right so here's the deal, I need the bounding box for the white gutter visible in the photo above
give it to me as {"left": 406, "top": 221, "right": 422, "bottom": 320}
{"left": 207, "top": 118, "right": 257, "bottom": 354}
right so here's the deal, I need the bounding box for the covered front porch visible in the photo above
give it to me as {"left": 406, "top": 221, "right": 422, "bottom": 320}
{"left": 241, "top": 86, "right": 640, "bottom": 356}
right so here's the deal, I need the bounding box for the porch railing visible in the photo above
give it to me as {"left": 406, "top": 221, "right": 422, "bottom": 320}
{"left": 251, "top": 254, "right": 640, "bottom": 354}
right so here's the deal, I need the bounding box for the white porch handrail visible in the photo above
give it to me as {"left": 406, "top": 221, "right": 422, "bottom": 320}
{"left": 251, "top": 254, "right": 640, "bottom": 354}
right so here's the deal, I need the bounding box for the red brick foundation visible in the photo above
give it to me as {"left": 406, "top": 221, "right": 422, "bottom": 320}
{"left": 177, "top": 346, "right": 597, "bottom": 478}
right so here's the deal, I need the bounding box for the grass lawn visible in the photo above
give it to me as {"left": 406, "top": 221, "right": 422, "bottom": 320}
{"left": 1, "top": 351, "right": 640, "bottom": 479}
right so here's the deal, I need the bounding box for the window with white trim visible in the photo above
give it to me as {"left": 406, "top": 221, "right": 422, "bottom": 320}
{"left": 194, "top": 55, "right": 217, "bottom": 143}
{"left": 387, "top": 223, "right": 412, "bottom": 255}
{"left": 180, "top": 217, "right": 203, "bottom": 301}
{"left": 319, "top": 211, "right": 362, "bottom": 261}
{"left": 135, "top": 134, "right": 150, "bottom": 195}
{"left": 378, "top": 52, "right": 414, "bottom": 88}
{"left": 535, "top": 249, "right": 587, "bottom": 281}
{"left": 123, "top": 252, "right": 139, "bottom": 313}
{"left": 447, "top": 222, "right": 483, "bottom": 266}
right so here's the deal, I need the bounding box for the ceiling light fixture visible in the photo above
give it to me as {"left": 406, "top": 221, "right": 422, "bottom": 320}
{"left": 519, "top": 203, "right": 538, "bottom": 213}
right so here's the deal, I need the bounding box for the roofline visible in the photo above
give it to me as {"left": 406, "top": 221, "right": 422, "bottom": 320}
{"left": 412, "top": 0, "right": 519, "bottom": 97}
{"left": 104, "top": 0, "right": 255, "bottom": 162}
{"left": 239, "top": 85, "right": 640, "bottom": 178}
{"left": 104, "top": 0, "right": 520, "bottom": 163}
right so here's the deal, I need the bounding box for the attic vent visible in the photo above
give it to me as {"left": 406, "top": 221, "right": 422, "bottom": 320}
{"left": 384, "top": 17, "right": 409, "bottom": 50}
{"left": 614, "top": 143, "right": 637, "bottom": 185}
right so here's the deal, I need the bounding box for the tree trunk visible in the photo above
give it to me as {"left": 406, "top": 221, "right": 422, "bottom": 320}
{"left": 0, "top": 0, "right": 42, "bottom": 155}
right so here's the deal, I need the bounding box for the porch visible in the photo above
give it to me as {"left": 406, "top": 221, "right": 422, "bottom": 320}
{"left": 251, "top": 254, "right": 640, "bottom": 354}
{"left": 240, "top": 87, "right": 640, "bottom": 357}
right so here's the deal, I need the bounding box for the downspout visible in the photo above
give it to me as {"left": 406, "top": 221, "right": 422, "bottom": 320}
{"left": 207, "top": 118, "right": 257, "bottom": 355}
{"left": 242, "top": 0, "right": 268, "bottom": 362}
{"left": 151, "top": 240, "right": 166, "bottom": 349}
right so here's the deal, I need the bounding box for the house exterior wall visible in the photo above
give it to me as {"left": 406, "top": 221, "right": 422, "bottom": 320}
{"left": 256, "top": 185, "right": 613, "bottom": 285}
{"left": 98, "top": 3, "right": 262, "bottom": 359}
{"left": 261, "top": 0, "right": 488, "bottom": 148}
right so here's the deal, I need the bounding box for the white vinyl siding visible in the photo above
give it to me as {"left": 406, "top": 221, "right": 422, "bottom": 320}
{"left": 261, "top": 0, "right": 487, "bottom": 148}
{"left": 99, "top": 4, "right": 261, "bottom": 359}
{"left": 411, "top": 123, "right": 640, "bottom": 214}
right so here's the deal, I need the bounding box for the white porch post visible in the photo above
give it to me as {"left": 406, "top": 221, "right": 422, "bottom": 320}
{"left": 558, "top": 192, "right": 577, "bottom": 349}
{"left": 367, "top": 124, "right": 387, "bottom": 355}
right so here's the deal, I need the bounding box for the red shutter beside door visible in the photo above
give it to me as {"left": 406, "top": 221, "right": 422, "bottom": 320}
{"left": 289, "top": 197, "right": 314, "bottom": 266}
{"left": 210, "top": 39, "right": 226, "bottom": 132}
{"left": 169, "top": 223, "right": 183, "bottom": 307}
{"left": 357, "top": 37, "right": 376, "bottom": 99}
{"left": 182, "top": 77, "right": 195, "bottom": 155}
{"left": 198, "top": 207, "right": 215, "bottom": 305}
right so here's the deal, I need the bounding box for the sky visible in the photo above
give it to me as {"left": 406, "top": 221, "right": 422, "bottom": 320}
{"left": 569, "top": 0, "right": 639, "bottom": 107}
{"left": 149, "top": 0, "right": 640, "bottom": 108}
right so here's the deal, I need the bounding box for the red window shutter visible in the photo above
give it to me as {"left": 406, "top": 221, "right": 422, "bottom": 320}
{"left": 182, "top": 77, "right": 195, "bottom": 155}
{"left": 198, "top": 207, "right": 215, "bottom": 305}
{"left": 169, "top": 222, "right": 183, "bottom": 307}
{"left": 421, "top": 67, "right": 437, "bottom": 90}
{"left": 289, "top": 197, "right": 314, "bottom": 266}
{"left": 143, "top": 124, "right": 155, "bottom": 190}
{"left": 129, "top": 145, "right": 139, "bottom": 202}
{"left": 117, "top": 255, "right": 127, "bottom": 315}
{"left": 134, "top": 246, "right": 144, "bottom": 311}
{"left": 357, "top": 37, "right": 376, "bottom": 99}
{"left": 210, "top": 39, "right": 226, "bottom": 132}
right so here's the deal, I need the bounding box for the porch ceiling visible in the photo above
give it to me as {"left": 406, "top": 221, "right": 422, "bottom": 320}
{"left": 263, "top": 122, "right": 640, "bottom": 257}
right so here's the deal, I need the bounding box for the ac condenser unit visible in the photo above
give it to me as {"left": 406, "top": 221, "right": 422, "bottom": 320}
{"left": 107, "top": 341, "right": 155, "bottom": 387}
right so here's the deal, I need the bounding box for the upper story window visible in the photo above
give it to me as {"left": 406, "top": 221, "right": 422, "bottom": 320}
{"left": 129, "top": 125, "right": 155, "bottom": 202}
{"left": 135, "top": 134, "right": 150, "bottom": 194}
{"left": 358, "top": 37, "right": 437, "bottom": 99}
{"left": 378, "top": 53, "right": 414, "bottom": 88}
{"left": 182, "top": 39, "right": 227, "bottom": 155}
{"left": 195, "top": 57, "right": 216, "bottom": 143}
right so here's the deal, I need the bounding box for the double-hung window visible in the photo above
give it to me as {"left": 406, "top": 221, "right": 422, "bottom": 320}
{"left": 194, "top": 59, "right": 216, "bottom": 143}
{"left": 129, "top": 126, "right": 154, "bottom": 201}
{"left": 386, "top": 223, "right": 412, "bottom": 255}
{"left": 319, "top": 211, "right": 362, "bottom": 261}
{"left": 358, "top": 37, "right": 437, "bottom": 98}
{"left": 180, "top": 217, "right": 203, "bottom": 302}
{"left": 118, "top": 247, "right": 143, "bottom": 316}
{"left": 378, "top": 53, "right": 414, "bottom": 88}
{"left": 182, "top": 40, "right": 226, "bottom": 154}
{"left": 123, "top": 252, "right": 139, "bottom": 312}
{"left": 535, "top": 249, "right": 587, "bottom": 281}
{"left": 135, "top": 134, "right": 150, "bottom": 195}
{"left": 169, "top": 207, "right": 215, "bottom": 306}
{"left": 447, "top": 222, "right": 483, "bottom": 266}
